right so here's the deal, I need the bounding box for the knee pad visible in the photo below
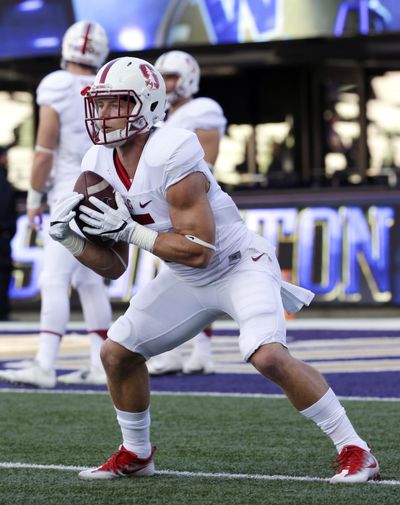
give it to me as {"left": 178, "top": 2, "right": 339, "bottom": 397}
{"left": 107, "top": 316, "right": 138, "bottom": 354}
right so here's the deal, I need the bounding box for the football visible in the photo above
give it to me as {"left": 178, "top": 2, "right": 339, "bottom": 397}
{"left": 73, "top": 170, "right": 117, "bottom": 247}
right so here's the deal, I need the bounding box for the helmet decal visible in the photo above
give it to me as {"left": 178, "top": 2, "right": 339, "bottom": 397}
{"left": 61, "top": 20, "right": 109, "bottom": 71}
{"left": 139, "top": 64, "right": 160, "bottom": 90}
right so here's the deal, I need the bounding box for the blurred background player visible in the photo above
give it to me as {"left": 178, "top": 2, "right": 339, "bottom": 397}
{"left": 146, "top": 50, "right": 227, "bottom": 376}
{"left": 0, "top": 146, "right": 17, "bottom": 321}
{"left": 0, "top": 21, "right": 111, "bottom": 387}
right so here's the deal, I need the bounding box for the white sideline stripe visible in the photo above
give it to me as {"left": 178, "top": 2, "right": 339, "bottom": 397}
{"left": 0, "top": 462, "right": 398, "bottom": 486}
{"left": 0, "top": 387, "right": 399, "bottom": 402}
{"left": 2, "top": 318, "right": 400, "bottom": 333}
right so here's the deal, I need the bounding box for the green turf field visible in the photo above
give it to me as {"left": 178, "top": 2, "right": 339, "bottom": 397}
{"left": 0, "top": 391, "right": 398, "bottom": 505}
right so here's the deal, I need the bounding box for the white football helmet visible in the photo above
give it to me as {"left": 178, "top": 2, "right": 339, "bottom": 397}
{"left": 61, "top": 21, "right": 109, "bottom": 70}
{"left": 84, "top": 57, "right": 167, "bottom": 148}
{"left": 154, "top": 50, "right": 200, "bottom": 104}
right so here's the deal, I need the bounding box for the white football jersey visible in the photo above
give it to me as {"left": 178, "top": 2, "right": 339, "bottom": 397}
{"left": 36, "top": 69, "right": 94, "bottom": 207}
{"left": 164, "top": 97, "right": 226, "bottom": 138}
{"left": 81, "top": 125, "right": 252, "bottom": 286}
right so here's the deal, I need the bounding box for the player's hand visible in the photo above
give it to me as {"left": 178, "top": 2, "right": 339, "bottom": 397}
{"left": 49, "top": 192, "right": 84, "bottom": 241}
{"left": 26, "top": 187, "right": 44, "bottom": 230}
{"left": 79, "top": 191, "right": 136, "bottom": 243}
{"left": 27, "top": 207, "right": 43, "bottom": 231}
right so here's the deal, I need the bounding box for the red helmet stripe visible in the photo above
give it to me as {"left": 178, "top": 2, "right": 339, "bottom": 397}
{"left": 99, "top": 59, "right": 118, "bottom": 83}
{"left": 81, "top": 23, "right": 92, "bottom": 55}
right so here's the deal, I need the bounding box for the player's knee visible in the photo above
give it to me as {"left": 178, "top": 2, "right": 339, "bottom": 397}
{"left": 101, "top": 340, "right": 144, "bottom": 378}
{"left": 250, "top": 343, "right": 289, "bottom": 381}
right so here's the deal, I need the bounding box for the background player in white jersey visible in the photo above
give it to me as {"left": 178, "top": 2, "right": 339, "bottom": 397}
{"left": 0, "top": 21, "right": 111, "bottom": 388}
{"left": 48, "top": 56, "right": 379, "bottom": 484}
{"left": 146, "top": 50, "right": 227, "bottom": 375}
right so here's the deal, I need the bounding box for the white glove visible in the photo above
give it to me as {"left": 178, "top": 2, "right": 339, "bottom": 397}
{"left": 49, "top": 192, "right": 85, "bottom": 256}
{"left": 79, "top": 192, "right": 158, "bottom": 252}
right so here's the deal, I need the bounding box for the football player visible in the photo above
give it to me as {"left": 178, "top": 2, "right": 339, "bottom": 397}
{"left": 0, "top": 21, "right": 111, "bottom": 387}
{"left": 145, "top": 50, "right": 227, "bottom": 375}
{"left": 46, "top": 56, "right": 379, "bottom": 484}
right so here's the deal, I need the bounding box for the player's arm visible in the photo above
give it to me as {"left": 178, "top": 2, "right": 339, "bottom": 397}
{"left": 48, "top": 192, "right": 128, "bottom": 280}
{"left": 77, "top": 240, "right": 129, "bottom": 279}
{"left": 27, "top": 105, "right": 59, "bottom": 230}
{"left": 79, "top": 172, "right": 216, "bottom": 269}
{"left": 195, "top": 128, "right": 220, "bottom": 165}
{"left": 153, "top": 171, "right": 215, "bottom": 267}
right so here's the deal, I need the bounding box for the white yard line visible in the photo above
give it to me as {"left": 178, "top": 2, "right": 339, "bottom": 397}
{"left": 0, "top": 461, "right": 398, "bottom": 485}
{"left": 0, "top": 387, "right": 399, "bottom": 401}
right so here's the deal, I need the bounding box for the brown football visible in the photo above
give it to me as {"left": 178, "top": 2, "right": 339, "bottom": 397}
{"left": 73, "top": 170, "right": 117, "bottom": 247}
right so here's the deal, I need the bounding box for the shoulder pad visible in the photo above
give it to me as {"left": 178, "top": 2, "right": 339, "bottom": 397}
{"left": 38, "top": 70, "right": 74, "bottom": 92}
{"left": 144, "top": 127, "right": 198, "bottom": 168}
{"left": 81, "top": 145, "right": 102, "bottom": 172}
{"left": 188, "top": 97, "right": 223, "bottom": 116}
{"left": 37, "top": 70, "right": 76, "bottom": 109}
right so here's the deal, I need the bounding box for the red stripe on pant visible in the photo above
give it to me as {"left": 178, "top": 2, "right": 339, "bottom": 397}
{"left": 90, "top": 330, "right": 108, "bottom": 340}
{"left": 204, "top": 326, "right": 212, "bottom": 338}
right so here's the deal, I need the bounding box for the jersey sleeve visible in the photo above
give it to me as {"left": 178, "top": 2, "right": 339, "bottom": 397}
{"left": 163, "top": 130, "right": 205, "bottom": 192}
{"left": 81, "top": 146, "right": 99, "bottom": 173}
{"left": 36, "top": 70, "right": 74, "bottom": 115}
{"left": 188, "top": 98, "right": 227, "bottom": 133}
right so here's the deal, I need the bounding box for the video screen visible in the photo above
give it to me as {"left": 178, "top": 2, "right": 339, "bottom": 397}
{"left": 1, "top": 0, "right": 400, "bottom": 59}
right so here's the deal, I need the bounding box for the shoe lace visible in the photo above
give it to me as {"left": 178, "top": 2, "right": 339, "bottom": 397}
{"left": 332, "top": 445, "right": 366, "bottom": 474}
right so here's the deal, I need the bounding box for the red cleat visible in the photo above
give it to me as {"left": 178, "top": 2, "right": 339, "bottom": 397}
{"left": 330, "top": 445, "right": 380, "bottom": 484}
{"left": 79, "top": 445, "right": 156, "bottom": 480}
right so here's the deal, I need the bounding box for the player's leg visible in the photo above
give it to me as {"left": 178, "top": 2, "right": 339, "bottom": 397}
{"left": 79, "top": 269, "right": 218, "bottom": 480}
{"left": 148, "top": 325, "right": 215, "bottom": 375}
{"left": 182, "top": 326, "right": 215, "bottom": 374}
{"left": 146, "top": 347, "right": 184, "bottom": 375}
{"left": 221, "top": 247, "right": 379, "bottom": 484}
{"left": 250, "top": 344, "right": 379, "bottom": 483}
{"left": 0, "top": 239, "right": 75, "bottom": 388}
{"left": 58, "top": 266, "right": 111, "bottom": 385}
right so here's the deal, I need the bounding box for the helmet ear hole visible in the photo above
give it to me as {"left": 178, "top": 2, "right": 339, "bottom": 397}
{"left": 150, "top": 101, "right": 158, "bottom": 112}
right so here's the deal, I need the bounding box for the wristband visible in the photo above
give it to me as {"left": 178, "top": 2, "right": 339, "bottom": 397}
{"left": 35, "top": 144, "right": 55, "bottom": 155}
{"left": 60, "top": 231, "right": 86, "bottom": 257}
{"left": 27, "top": 188, "right": 44, "bottom": 210}
{"left": 127, "top": 223, "right": 158, "bottom": 252}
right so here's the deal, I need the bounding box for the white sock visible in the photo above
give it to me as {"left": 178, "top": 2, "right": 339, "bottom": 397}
{"left": 300, "top": 388, "right": 369, "bottom": 453}
{"left": 35, "top": 332, "right": 61, "bottom": 372}
{"left": 115, "top": 407, "right": 152, "bottom": 458}
{"left": 192, "top": 331, "right": 212, "bottom": 355}
{"left": 89, "top": 333, "right": 105, "bottom": 372}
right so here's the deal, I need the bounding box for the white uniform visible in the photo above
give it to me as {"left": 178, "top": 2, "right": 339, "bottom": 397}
{"left": 37, "top": 70, "right": 111, "bottom": 334}
{"left": 163, "top": 97, "right": 226, "bottom": 138}
{"left": 82, "top": 126, "right": 313, "bottom": 360}
{"left": 37, "top": 70, "right": 94, "bottom": 207}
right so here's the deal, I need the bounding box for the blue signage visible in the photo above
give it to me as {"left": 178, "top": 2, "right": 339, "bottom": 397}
{"left": 9, "top": 205, "right": 396, "bottom": 305}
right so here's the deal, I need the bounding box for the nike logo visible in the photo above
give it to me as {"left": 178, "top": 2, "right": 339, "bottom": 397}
{"left": 251, "top": 253, "right": 265, "bottom": 262}
{"left": 139, "top": 200, "right": 152, "bottom": 208}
